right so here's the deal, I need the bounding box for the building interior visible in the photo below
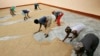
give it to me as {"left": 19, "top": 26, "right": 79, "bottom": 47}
{"left": 0, "top": 0, "right": 100, "bottom": 56}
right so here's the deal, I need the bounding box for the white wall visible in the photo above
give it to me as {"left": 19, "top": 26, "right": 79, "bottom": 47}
{"left": 0, "top": 0, "right": 38, "bottom": 8}
{"left": 0, "top": 0, "right": 100, "bottom": 15}
{"left": 40, "top": 0, "right": 100, "bottom": 16}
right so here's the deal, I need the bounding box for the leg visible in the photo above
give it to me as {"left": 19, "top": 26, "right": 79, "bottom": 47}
{"left": 43, "top": 24, "right": 47, "bottom": 30}
{"left": 38, "top": 6, "right": 41, "bottom": 10}
{"left": 43, "top": 24, "right": 49, "bottom": 38}
{"left": 44, "top": 18, "right": 52, "bottom": 38}
{"left": 70, "top": 33, "right": 78, "bottom": 42}
{"left": 10, "top": 10, "right": 14, "bottom": 16}
{"left": 24, "top": 17, "right": 27, "bottom": 20}
{"left": 24, "top": 14, "right": 27, "bottom": 20}
{"left": 56, "top": 13, "right": 63, "bottom": 26}
{"left": 12, "top": 11, "right": 16, "bottom": 15}
{"left": 10, "top": 11, "right": 13, "bottom": 16}
{"left": 44, "top": 26, "right": 50, "bottom": 38}
{"left": 70, "top": 37, "right": 75, "bottom": 42}
{"left": 27, "top": 13, "right": 30, "bottom": 18}
{"left": 89, "top": 41, "right": 99, "bottom": 56}
{"left": 35, "top": 5, "right": 37, "bottom": 10}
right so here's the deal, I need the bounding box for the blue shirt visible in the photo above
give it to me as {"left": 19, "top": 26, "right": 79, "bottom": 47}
{"left": 39, "top": 16, "right": 46, "bottom": 25}
{"left": 22, "top": 10, "right": 29, "bottom": 13}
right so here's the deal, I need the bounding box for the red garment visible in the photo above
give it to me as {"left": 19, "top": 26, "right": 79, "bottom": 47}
{"left": 56, "top": 13, "right": 63, "bottom": 26}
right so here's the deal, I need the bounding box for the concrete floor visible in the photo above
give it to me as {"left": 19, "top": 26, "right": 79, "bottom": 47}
{"left": 34, "top": 8, "right": 100, "bottom": 56}
{"left": 0, "top": 4, "right": 100, "bottom": 56}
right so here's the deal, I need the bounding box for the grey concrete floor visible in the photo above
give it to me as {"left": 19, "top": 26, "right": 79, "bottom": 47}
{"left": 34, "top": 10, "right": 100, "bottom": 56}
{"left": 0, "top": 7, "right": 100, "bottom": 56}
